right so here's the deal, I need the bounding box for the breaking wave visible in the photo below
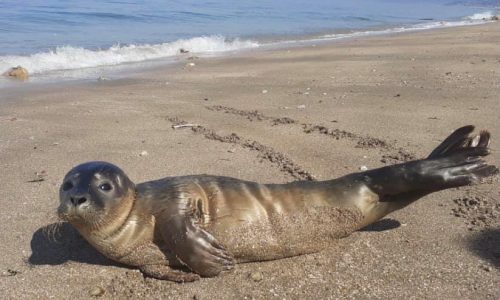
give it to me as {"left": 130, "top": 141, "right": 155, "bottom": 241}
{"left": 0, "top": 36, "right": 259, "bottom": 75}
{"left": 464, "top": 11, "right": 495, "bottom": 20}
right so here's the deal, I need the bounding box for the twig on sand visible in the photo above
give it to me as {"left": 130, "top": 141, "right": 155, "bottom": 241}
{"left": 172, "top": 123, "right": 199, "bottom": 129}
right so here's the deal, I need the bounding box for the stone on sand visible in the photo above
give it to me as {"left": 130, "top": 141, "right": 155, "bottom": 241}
{"left": 4, "top": 66, "right": 29, "bottom": 80}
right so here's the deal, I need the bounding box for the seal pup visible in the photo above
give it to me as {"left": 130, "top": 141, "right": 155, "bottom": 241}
{"left": 57, "top": 125, "right": 497, "bottom": 282}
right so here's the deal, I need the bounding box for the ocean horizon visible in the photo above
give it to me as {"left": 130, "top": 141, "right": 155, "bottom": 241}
{"left": 0, "top": 0, "right": 498, "bottom": 85}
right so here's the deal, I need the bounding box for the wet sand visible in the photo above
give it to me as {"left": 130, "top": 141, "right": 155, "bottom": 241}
{"left": 0, "top": 23, "right": 499, "bottom": 299}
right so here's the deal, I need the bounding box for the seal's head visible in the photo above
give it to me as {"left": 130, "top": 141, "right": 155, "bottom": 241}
{"left": 58, "top": 161, "right": 135, "bottom": 232}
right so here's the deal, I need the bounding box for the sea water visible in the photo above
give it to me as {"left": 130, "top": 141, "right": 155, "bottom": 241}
{"left": 0, "top": 0, "right": 498, "bottom": 84}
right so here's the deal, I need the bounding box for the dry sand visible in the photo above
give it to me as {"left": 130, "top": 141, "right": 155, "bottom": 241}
{"left": 0, "top": 23, "right": 499, "bottom": 299}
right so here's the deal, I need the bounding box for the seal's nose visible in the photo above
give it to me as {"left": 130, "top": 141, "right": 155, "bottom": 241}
{"left": 70, "top": 195, "right": 87, "bottom": 206}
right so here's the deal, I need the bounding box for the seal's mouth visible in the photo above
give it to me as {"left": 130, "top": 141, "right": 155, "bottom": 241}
{"left": 57, "top": 205, "right": 71, "bottom": 222}
{"left": 57, "top": 203, "right": 81, "bottom": 222}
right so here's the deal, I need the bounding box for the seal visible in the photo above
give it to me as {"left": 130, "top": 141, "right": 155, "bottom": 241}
{"left": 57, "top": 125, "right": 497, "bottom": 282}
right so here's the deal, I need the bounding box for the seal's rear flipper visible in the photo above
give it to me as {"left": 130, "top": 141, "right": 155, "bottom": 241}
{"left": 418, "top": 126, "right": 495, "bottom": 190}
{"left": 351, "top": 126, "right": 497, "bottom": 229}
{"left": 427, "top": 125, "right": 490, "bottom": 159}
{"left": 362, "top": 126, "right": 497, "bottom": 197}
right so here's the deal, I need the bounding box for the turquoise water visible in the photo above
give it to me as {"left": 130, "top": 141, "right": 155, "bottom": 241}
{"left": 0, "top": 0, "right": 497, "bottom": 78}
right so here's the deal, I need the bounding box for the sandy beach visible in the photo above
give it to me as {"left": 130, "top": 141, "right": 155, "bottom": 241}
{"left": 0, "top": 23, "right": 499, "bottom": 299}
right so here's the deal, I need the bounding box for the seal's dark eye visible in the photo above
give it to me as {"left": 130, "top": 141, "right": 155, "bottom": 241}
{"left": 99, "top": 183, "right": 112, "bottom": 191}
{"left": 62, "top": 181, "right": 73, "bottom": 191}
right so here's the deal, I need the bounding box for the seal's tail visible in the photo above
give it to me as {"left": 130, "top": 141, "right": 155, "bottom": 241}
{"left": 350, "top": 125, "right": 498, "bottom": 228}
{"left": 420, "top": 125, "right": 496, "bottom": 190}
{"left": 362, "top": 125, "right": 497, "bottom": 197}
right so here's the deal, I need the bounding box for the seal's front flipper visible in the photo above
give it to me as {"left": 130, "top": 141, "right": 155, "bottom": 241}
{"left": 139, "top": 264, "right": 200, "bottom": 282}
{"left": 158, "top": 214, "right": 235, "bottom": 277}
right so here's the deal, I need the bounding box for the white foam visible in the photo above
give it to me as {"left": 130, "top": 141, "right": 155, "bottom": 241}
{"left": 0, "top": 36, "right": 259, "bottom": 75}
{"left": 464, "top": 11, "right": 494, "bottom": 20}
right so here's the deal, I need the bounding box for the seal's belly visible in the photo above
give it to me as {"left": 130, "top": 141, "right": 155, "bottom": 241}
{"left": 207, "top": 205, "right": 363, "bottom": 262}
{"left": 198, "top": 179, "right": 364, "bottom": 262}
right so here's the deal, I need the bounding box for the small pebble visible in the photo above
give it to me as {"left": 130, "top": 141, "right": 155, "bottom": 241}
{"left": 297, "top": 105, "right": 306, "bottom": 109}
{"left": 187, "top": 62, "right": 196, "bottom": 67}
{"left": 359, "top": 165, "right": 368, "bottom": 171}
{"left": 139, "top": 151, "right": 148, "bottom": 157}
{"left": 249, "top": 271, "right": 263, "bottom": 282}
{"left": 89, "top": 287, "right": 105, "bottom": 297}
{"left": 262, "top": 89, "right": 268, "bottom": 94}
{"left": 482, "top": 265, "right": 492, "bottom": 272}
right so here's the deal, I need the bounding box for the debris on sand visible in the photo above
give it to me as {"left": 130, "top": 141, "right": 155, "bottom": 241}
{"left": 89, "top": 286, "right": 105, "bottom": 297}
{"left": 27, "top": 170, "right": 48, "bottom": 183}
{"left": 249, "top": 271, "right": 264, "bottom": 282}
{"left": 172, "top": 123, "right": 200, "bottom": 129}
{"left": 3, "top": 66, "right": 29, "bottom": 80}
{"left": 1, "top": 269, "right": 20, "bottom": 277}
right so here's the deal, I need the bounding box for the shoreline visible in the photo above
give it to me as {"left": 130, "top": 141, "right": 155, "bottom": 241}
{"left": 0, "top": 17, "right": 496, "bottom": 89}
{"left": 0, "top": 22, "right": 498, "bottom": 299}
